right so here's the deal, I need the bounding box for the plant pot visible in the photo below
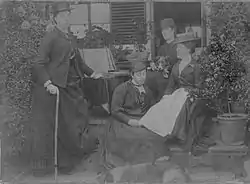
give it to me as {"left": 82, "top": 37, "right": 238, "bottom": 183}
{"left": 214, "top": 113, "right": 248, "bottom": 146}
{"left": 230, "top": 102, "right": 245, "bottom": 113}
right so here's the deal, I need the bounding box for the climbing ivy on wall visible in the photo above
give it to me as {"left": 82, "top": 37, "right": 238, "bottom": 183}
{"left": 0, "top": 1, "right": 51, "bottom": 156}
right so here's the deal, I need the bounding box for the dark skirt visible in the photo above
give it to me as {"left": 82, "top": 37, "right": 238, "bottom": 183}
{"left": 30, "top": 83, "right": 96, "bottom": 174}
{"left": 101, "top": 119, "right": 169, "bottom": 168}
{"left": 171, "top": 99, "right": 216, "bottom": 150}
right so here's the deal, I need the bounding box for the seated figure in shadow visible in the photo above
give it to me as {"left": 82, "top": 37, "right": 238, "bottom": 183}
{"left": 101, "top": 61, "right": 170, "bottom": 167}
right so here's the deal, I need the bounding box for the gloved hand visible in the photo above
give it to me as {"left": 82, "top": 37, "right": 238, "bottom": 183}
{"left": 46, "top": 84, "right": 58, "bottom": 95}
{"left": 128, "top": 119, "right": 141, "bottom": 127}
{"left": 91, "top": 72, "right": 103, "bottom": 79}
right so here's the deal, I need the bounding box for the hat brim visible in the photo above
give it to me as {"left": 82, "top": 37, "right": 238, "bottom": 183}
{"left": 174, "top": 37, "right": 201, "bottom": 45}
{"left": 161, "top": 24, "right": 175, "bottom": 30}
{"left": 55, "top": 7, "right": 75, "bottom": 13}
{"left": 130, "top": 61, "right": 147, "bottom": 73}
{"left": 131, "top": 67, "right": 147, "bottom": 73}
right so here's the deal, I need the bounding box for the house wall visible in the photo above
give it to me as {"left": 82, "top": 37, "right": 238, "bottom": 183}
{"left": 70, "top": 0, "right": 207, "bottom": 59}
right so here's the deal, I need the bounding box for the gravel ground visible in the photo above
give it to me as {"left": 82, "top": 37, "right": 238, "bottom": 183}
{"left": 2, "top": 114, "right": 250, "bottom": 184}
{"left": 3, "top": 155, "right": 250, "bottom": 184}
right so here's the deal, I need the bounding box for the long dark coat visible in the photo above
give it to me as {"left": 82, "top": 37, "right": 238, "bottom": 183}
{"left": 30, "top": 27, "right": 96, "bottom": 170}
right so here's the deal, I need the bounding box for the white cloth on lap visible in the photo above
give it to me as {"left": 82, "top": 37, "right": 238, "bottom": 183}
{"left": 138, "top": 88, "right": 188, "bottom": 137}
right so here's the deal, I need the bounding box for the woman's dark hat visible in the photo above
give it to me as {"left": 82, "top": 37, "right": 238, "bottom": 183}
{"left": 131, "top": 61, "right": 147, "bottom": 73}
{"left": 160, "top": 18, "right": 176, "bottom": 30}
{"left": 51, "top": 2, "right": 74, "bottom": 15}
{"left": 174, "top": 33, "right": 200, "bottom": 45}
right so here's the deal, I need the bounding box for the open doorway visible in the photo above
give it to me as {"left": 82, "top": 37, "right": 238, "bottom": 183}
{"left": 153, "top": 2, "right": 202, "bottom": 56}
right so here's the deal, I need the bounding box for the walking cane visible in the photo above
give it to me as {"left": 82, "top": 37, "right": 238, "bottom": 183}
{"left": 0, "top": 132, "right": 2, "bottom": 183}
{"left": 54, "top": 89, "right": 60, "bottom": 183}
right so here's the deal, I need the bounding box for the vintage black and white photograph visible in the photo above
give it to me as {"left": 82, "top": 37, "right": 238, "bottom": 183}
{"left": 0, "top": 0, "right": 250, "bottom": 183}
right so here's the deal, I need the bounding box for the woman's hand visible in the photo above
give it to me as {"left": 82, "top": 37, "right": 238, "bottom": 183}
{"left": 46, "top": 84, "right": 59, "bottom": 95}
{"left": 128, "top": 119, "right": 141, "bottom": 127}
{"left": 161, "top": 94, "right": 169, "bottom": 100}
{"left": 189, "top": 97, "right": 194, "bottom": 103}
{"left": 91, "top": 72, "right": 103, "bottom": 79}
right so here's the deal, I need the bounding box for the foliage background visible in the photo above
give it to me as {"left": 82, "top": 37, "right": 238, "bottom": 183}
{"left": 189, "top": 1, "right": 250, "bottom": 114}
{"left": 0, "top": 1, "right": 51, "bottom": 157}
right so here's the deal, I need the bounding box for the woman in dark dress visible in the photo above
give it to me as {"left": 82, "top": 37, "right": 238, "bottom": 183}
{"left": 163, "top": 34, "right": 216, "bottom": 150}
{"left": 30, "top": 2, "right": 102, "bottom": 176}
{"left": 146, "top": 18, "right": 178, "bottom": 102}
{"left": 102, "top": 61, "right": 169, "bottom": 168}
{"left": 139, "top": 33, "right": 215, "bottom": 151}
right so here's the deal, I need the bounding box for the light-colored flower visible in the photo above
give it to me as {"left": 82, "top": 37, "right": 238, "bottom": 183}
{"left": 21, "top": 20, "right": 31, "bottom": 30}
{"left": 29, "top": 14, "right": 39, "bottom": 25}
{"left": 31, "top": 20, "right": 38, "bottom": 25}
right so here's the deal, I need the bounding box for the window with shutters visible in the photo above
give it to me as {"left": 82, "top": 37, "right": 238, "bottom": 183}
{"left": 111, "top": 2, "right": 146, "bottom": 45}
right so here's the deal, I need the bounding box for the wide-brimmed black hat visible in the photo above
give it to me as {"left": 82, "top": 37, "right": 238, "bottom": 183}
{"left": 174, "top": 33, "right": 200, "bottom": 45}
{"left": 51, "top": 2, "right": 74, "bottom": 15}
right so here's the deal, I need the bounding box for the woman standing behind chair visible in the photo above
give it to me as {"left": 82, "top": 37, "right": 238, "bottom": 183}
{"left": 146, "top": 18, "right": 179, "bottom": 102}
{"left": 30, "top": 2, "right": 102, "bottom": 177}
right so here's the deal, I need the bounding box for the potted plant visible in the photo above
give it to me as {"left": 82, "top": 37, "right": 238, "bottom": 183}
{"left": 189, "top": 30, "right": 249, "bottom": 146}
{"left": 189, "top": 1, "right": 250, "bottom": 147}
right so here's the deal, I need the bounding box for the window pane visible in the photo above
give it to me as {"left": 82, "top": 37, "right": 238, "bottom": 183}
{"left": 70, "top": 4, "right": 88, "bottom": 25}
{"left": 91, "top": 3, "right": 110, "bottom": 24}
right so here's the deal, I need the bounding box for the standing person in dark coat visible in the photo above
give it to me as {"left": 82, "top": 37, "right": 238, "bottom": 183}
{"left": 30, "top": 2, "right": 102, "bottom": 177}
{"left": 146, "top": 18, "right": 179, "bottom": 101}
{"left": 157, "top": 18, "right": 178, "bottom": 71}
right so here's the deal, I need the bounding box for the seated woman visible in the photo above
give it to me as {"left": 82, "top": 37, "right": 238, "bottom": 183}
{"left": 111, "top": 61, "right": 155, "bottom": 127}
{"left": 102, "top": 61, "right": 169, "bottom": 167}
{"left": 139, "top": 33, "right": 216, "bottom": 151}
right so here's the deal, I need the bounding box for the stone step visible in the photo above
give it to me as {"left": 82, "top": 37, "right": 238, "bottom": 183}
{"left": 208, "top": 145, "right": 249, "bottom": 156}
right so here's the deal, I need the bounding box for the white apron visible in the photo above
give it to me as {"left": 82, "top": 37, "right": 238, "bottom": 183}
{"left": 138, "top": 88, "right": 188, "bottom": 137}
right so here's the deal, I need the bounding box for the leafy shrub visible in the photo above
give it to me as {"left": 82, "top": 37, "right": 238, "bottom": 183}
{"left": 189, "top": 1, "right": 250, "bottom": 114}
{"left": 0, "top": 1, "right": 50, "bottom": 155}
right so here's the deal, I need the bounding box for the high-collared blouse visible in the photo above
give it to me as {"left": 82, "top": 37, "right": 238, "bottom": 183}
{"left": 164, "top": 59, "right": 202, "bottom": 95}
{"left": 111, "top": 81, "right": 155, "bottom": 124}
